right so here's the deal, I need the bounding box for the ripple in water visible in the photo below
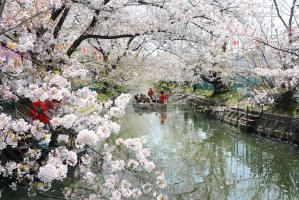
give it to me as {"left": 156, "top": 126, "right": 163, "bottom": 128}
{"left": 122, "top": 104, "right": 299, "bottom": 200}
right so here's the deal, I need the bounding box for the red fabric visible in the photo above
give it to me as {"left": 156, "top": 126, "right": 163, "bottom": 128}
{"left": 28, "top": 101, "right": 50, "bottom": 124}
{"left": 160, "top": 94, "right": 167, "bottom": 104}
{"left": 148, "top": 89, "right": 154, "bottom": 96}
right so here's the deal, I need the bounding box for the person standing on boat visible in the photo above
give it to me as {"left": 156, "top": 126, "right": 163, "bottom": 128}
{"left": 160, "top": 91, "right": 167, "bottom": 104}
{"left": 148, "top": 88, "right": 155, "bottom": 100}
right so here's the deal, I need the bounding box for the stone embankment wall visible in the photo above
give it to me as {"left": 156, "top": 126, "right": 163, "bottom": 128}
{"left": 187, "top": 95, "right": 299, "bottom": 143}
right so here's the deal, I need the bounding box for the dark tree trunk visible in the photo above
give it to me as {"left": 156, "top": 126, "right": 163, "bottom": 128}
{"left": 274, "top": 87, "right": 297, "bottom": 108}
{"left": 200, "top": 71, "right": 228, "bottom": 96}
{"left": 192, "top": 84, "right": 197, "bottom": 92}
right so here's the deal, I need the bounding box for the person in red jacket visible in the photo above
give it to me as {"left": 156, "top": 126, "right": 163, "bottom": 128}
{"left": 148, "top": 88, "right": 155, "bottom": 100}
{"left": 159, "top": 91, "right": 167, "bottom": 104}
{"left": 28, "top": 100, "right": 50, "bottom": 124}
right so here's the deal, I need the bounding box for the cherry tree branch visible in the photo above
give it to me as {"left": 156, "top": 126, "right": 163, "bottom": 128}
{"left": 0, "top": 10, "right": 49, "bottom": 35}
{"left": 190, "top": 22, "right": 219, "bottom": 38}
{"left": 67, "top": 30, "right": 161, "bottom": 56}
{"left": 53, "top": 7, "right": 71, "bottom": 39}
{"left": 273, "top": 0, "right": 289, "bottom": 30}
{"left": 255, "top": 39, "right": 299, "bottom": 57}
{"left": 0, "top": 0, "right": 6, "bottom": 19}
{"left": 50, "top": 6, "right": 66, "bottom": 21}
{"left": 85, "top": 33, "right": 144, "bottom": 40}
{"left": 66, "top": 0, "right": 171, "bottom": 57}
{"left": 0, "top": 41, "right": 43, "bottom": 66}
{"left": 288, "top": 0, "right": 297, "bottom": 34}
{"left": 132, "top": 0, "right": 164, "bottom": 8}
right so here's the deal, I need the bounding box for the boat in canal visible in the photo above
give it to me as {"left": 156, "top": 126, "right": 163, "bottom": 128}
{"left": 133, "top": 101, "right": 167, "bottom": 110}
{"left": 133, "top": 93, "right": 167, "bottom": 110}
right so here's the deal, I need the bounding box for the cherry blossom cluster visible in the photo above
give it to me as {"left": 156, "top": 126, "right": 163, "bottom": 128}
{"left": 2, "top": 0, "right": 297, "bottom": 198}
{"left": 0, "top": 1, "right": 171, "bottom": 199}
{"left": 61, "top": 137, "right": 168, "bottom": 200}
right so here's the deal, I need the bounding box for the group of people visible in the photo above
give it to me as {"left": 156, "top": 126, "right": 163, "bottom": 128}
{"left": 148, "top": 88, "right": 167, "bottom": 104}
{"left": 134, "top": 88, "right": 168, "bottom": 104}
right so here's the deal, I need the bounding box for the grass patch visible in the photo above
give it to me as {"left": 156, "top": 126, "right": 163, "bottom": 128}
{"left": 154, "top": 81, "right": 178, "bottom": 93}
{"left": 97, "top": 93, "right": 112, "bottom": 102}
{"left": 192, "top": 90, "right": 248, "bottom": 108}
{"left": 183, "top": 87, "right": 193, "bottom": 94}
{"left": 94, "top": 83, "right": 128, "bottom": 103}
{"left": 209, "top": 91, "right": 244, "bottom": 106}
{"left": 193, "top": 89, "right": 214, "bottom": 97}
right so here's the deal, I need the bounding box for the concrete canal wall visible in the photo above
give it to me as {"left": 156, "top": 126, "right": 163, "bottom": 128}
{"left": 187, "top": 95, "right": 299, "bottom": 143}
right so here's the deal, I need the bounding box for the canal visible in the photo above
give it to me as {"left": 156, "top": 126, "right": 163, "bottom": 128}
{"left": 2, "top": 104, "right": 299, "bottom": 200}
{"left": 122, "top": 104, "right": 299, "bottom": 200}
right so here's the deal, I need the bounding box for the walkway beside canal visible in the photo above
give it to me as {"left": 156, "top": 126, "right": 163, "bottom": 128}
{"left": 186, "top": 94, "right": 299, "bottom": 144}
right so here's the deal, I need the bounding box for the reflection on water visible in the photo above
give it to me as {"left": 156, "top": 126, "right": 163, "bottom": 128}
{"left": 160, "top": 112, "right": 167, "bottom": 124}
{"left": 122, "top": 105, "right": 299, "bottom": 200}
{"left": 2, "top": 104, "right": 299, "bottom": 199}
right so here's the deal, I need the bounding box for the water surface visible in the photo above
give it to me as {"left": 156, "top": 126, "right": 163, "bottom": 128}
{"left": 2, "top": 104, "right": 299, "bottom": 200}
{"left": 121, "top": 104, "right": 299, "bottom": 200}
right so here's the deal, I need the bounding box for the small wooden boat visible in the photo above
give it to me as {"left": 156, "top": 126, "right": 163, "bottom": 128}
{"left": 133, "top": 101, "right": 151, "bottom": 109}
{"left": 133, "top": 101, "right": 167, "bottom": 110}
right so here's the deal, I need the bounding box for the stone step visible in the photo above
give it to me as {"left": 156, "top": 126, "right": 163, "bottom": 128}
{"left": 240, "top": 118, "right": 256, "bottom": 122}
{"left": 240, "top": 118, "right": 256, "bottom": 125}
{"left": 246, "top": 114, "right": 260, "bottom": 118}
{"left": 227, "top": 108, "right": 261, "bottom": 117}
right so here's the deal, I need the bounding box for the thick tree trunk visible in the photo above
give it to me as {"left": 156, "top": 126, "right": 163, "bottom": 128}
{"left": 274, "top": 87, "right": 297, "bottom": 108}
{"left": 200, "top": 71, "right": 228, "bottom": 96}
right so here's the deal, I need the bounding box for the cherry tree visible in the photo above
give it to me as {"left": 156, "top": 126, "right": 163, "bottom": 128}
{"left": 2, "top": 0, "right": 297, "bottom": 198}
{"left": 0, "top": 0, "right": 169, "bottom": 199}
{"left": 236, "top": 0, "right": 299, "bottom": 106}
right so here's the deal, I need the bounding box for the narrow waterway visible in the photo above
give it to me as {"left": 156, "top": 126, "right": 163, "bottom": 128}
{"left": 2, "top": 104, "right": 299, "bottom": 200}
{"left": 121, "top": 104, "right": 299, "bottom": 200}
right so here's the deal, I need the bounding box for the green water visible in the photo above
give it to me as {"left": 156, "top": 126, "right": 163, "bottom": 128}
{"left": 2, "top": 104, "right": 299, "bottom": 199}
{"left": 121, "top": 105, "right": 299, "bottom": 200}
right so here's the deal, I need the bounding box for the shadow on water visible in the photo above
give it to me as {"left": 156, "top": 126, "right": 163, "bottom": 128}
{"left": 122, "top": 104, "right": 299, "bottom": 200}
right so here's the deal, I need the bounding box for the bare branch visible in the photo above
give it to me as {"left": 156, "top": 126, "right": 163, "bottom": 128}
{"left": 0, "top": 10, "right": 49, "bottom": 35}
{"left": 288, "top": 0, "right": 297, "bottom": 33}
{"left": 273, "top": 0, "right": 289, "bottom": 30}
{"left": 256, "top": 38, "right": 299, "bottom": 57}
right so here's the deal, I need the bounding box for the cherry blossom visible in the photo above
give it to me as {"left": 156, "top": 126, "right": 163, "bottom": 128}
{"left": 2, "top": 0, "right": 296, "bottom": 199}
